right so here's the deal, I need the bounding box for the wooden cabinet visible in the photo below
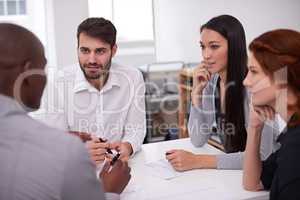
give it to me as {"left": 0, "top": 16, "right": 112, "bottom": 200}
{"left": 178, "top": 67, "right": 193, "bottom": 138}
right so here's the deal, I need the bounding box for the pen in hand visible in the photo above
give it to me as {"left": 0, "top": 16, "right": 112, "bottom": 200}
{"left": 108, "top": 152, "right": 121, "bottom": 172}
{"left": 99, "top": 137, "right": 114, "bottom": 154}
{"left": 110, "top": 152, "right": 121, "bottom": 165}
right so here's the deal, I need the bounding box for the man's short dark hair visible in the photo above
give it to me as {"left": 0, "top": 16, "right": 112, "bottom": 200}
{"left": 77, "top": 17, "right": 117, "bottom": 48}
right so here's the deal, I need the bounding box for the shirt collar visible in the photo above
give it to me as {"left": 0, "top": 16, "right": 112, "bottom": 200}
{"left": 74, "top": 63, "right": 121, "bottom": 93}
{"left": 276, "top": 113, "right": 287, "bottom": 133}
{"left": 0, "top": 94, "right": 27, "bottom": 116}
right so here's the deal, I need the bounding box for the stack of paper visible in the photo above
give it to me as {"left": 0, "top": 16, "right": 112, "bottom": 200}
{"left": 145, "top": 159, "right": 181, "bottom": 180}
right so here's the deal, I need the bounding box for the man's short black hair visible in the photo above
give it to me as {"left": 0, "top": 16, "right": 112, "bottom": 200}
{"left": 77, "top": 17, "right": 117, "bottom": 48}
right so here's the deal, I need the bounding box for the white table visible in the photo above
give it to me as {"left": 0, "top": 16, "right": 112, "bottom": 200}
{"left": 121, "top": 138, "right": 269, "bottom": 200}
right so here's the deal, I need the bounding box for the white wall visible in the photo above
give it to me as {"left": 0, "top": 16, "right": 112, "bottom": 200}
{"left": 48, "top": 0, "right": 89, "bottom": 68}
{"left": 0, "top": 0, "right": 46, "bottom": 46}
{"left": 0, "top": 0, "right": 51, "bottom": 64}
{"left": 113, "top": 41, "right": 156, "bottom": 67}
{"left": 47, "top": 0, "right": 155, "bottom": 68}
{"left": 153, "top": 0, "right": 300, "bottom": 63}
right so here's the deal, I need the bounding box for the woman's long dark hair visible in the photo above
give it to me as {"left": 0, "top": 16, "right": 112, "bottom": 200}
{"left": 201, "top": 15, "right": 248, "bottom": 153}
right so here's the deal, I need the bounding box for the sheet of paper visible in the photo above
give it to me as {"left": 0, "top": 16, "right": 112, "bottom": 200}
{"left": 145, "top": 159, "right": 180, "bottom": 180}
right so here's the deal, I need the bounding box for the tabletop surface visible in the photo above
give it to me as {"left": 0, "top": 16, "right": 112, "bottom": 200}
{"left": 121, "top": 138, "right": 269, "bottom": 200}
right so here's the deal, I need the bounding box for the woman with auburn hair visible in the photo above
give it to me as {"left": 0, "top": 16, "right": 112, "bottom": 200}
{"left": 243, "top": 29, "right": 300, "bottom": 199}
{"left": 166, "top": 15, "right": 279, "bottom": 171}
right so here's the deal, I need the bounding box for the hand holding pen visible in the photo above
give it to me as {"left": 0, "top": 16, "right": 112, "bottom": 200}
{"left": 98, "top": 137, "right": 114, "bottom": 155}
{"left": 68, "top": 131, "right": 121, "bottom": 165}
{"left": 100, "top": 159, "right": 131, "bottom": 194}
{"left": 86, "top": 136, "right": 112, "bottom": 165}
{"left": 98, "top": 137, "right": 123, "bottom": 166}
{"left": 109, "top": 141, "right": 133, "bottom": 162}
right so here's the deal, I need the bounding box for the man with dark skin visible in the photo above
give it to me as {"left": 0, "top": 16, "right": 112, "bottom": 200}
{"left": 0, "top": 23, "right": 130, "bottom": 200}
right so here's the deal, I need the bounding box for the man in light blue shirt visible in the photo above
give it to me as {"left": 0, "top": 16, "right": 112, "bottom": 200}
{"left": 0, "top": 23, "right": 130, "bottom": 200}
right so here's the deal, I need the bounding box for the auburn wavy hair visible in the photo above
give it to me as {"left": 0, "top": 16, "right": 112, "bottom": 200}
{"left": 249, "top": 29, "right": 300, "bottom": 114}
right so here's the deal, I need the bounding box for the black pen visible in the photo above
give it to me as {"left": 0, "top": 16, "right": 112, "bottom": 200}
{"left": 98, "top": 137, "right": 114, "bottom": 154}
{"left": 108, "top": 152, "right": 121, "bottom": 172}
{"left": 110, "top": 152, "right": 121, "bottom": 166}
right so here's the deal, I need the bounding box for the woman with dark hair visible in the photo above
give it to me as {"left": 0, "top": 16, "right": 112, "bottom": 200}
{"left": 243, "top": 29, "right": 300, "bottom": 199}
{"left": 166, "top": 15, "right": 279, "bottom": 171}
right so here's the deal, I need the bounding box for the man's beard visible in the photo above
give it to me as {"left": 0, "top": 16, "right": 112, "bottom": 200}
{"left": 79, "top": 58, "right": 112, "bottom": 80}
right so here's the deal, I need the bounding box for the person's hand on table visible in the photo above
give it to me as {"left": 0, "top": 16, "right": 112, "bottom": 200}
{"left": 165, "top": 149, "right": 199, "bottom": 172}
{"left": 86, "top": 136, "right": 111, "bottom": 165}
{"left": 110, "top": 142, "right": 133, "bottom": 162}
{"left": 100, "top": 160, "right": 131, "bottom": 194}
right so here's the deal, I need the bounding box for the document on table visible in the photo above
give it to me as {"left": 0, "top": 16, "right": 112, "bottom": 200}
{"left": 145, "top": 159, "right": 181, "bottom": 180}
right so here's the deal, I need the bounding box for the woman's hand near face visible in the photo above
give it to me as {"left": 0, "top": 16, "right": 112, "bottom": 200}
{"left": 248, "top": 104, "right": 275, "bottom": 130}
{"left": 243, "top": 104, "right": 274, "bottom": 191}
{"left": 191, "top": 62, "right": 211, "bottom": 107}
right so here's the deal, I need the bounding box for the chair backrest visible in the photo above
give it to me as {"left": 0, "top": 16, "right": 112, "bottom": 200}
{"left": 139, "top": 61, "right": 184, "bottom": 96}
